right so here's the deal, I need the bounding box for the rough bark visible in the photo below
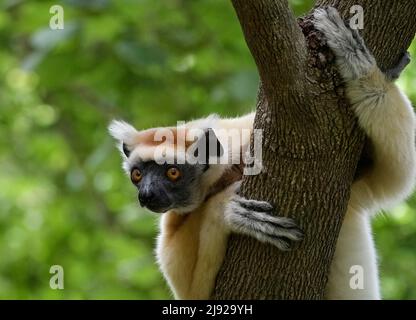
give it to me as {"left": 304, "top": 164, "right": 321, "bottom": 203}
{"left": 212, "top": 0, "right": 416, "bottom": 299}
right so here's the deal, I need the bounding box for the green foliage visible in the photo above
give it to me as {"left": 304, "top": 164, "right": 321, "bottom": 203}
{"left": 0, "top": 0, "right": 414, "bottom": 299}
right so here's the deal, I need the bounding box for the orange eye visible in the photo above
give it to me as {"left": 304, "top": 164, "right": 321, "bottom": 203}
{"left": 166, "top": 167, "right": 181, "bottom": 181}
{"left": 130, "top": 168, "right": 142, "bottom": 184}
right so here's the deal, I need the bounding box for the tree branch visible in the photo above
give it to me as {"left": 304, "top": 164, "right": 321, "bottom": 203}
{"left": 231, "top": 0, "right": 307, "bottom": 96}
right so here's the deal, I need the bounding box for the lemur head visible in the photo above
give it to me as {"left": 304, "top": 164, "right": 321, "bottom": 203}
{"left": 109, "top": 117, "right": 238, "bottom": 214}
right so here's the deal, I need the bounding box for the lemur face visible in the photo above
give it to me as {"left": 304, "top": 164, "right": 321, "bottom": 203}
{"left": 129, "top": 160, "right": 207, "bottom": 213}
{"left": 109, "top": 119, "right": 229, "bottom": 214}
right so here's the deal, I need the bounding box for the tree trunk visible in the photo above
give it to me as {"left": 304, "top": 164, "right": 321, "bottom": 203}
{"left": 212, "top": 0, "right": 416, "bottom": 299}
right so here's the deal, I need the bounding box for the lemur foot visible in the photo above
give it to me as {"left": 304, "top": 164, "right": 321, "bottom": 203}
{"left": 313, "top": 6, "right": 376, "bottom": 81}
{"left": 384, "top": 52, "right": 411, "bottom": 81}
{"left": 225, "top": 196, "right": 304, "bottom": 251}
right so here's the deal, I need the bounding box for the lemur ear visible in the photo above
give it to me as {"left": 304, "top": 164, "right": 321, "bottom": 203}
{"left": 122, "top": 143, "right": 131, "bottom": 157}
{"left": 191, "top": 128, "right": 224, "bottom": 164}
{"left": 108, "top": 120, "right": 139, "bottom": 158}
{"left": 205, "top": 128, "right": 224, "bottom": 159}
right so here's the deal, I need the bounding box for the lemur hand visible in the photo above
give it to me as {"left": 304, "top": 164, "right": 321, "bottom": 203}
{"left": 225, "top": 196, "right": 304, "bottom": 251}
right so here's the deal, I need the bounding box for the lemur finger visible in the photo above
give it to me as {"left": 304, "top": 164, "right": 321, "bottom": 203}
{"left": 247, "top": 208, "right": 303, "bottom": 237}
{"left": 313, "top": 6, "right": 376, "bottom": 81}
{"left": 230, "top": 198, "right": 303, "bottom": 236}
{"left": 230, "top": 216, "right": 296, "bottom": 251}
{"left": 232, "top": 196, "right": 274, "bottom": 213}
{"left": 384, "top": 52, "right": 411, "bottom": 81}
{"left": 225, "top": 200, "right": 304, "bottom": 246}
{"left": 231, "top": 196, "right": 301, "bottom": 230}
{"left": 264, "top": 235, "right": 292, "bottom": 251}
{"left": 226, "top": 208, "right": 293, "bottom": 251}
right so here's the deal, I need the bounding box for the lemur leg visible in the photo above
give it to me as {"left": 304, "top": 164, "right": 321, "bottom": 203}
{"left": 325, "top": 209, "right": 380, "bottom": 300}
{"left": 314, "top": 6, "right": 416, "bottom": 211}
{"left": 225, "top": 195, "right": 304, "bottom": 251}
{"left": 314, "top": 7, "right": 416, "bottom": 300}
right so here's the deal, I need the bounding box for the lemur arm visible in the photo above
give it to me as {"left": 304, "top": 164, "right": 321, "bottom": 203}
{"left": 314, "top": 8, "right": 416, "bottom": 213}
{"left": 157, "top": 182, "right": 303, "bottom": 299}
{"left": 350, "top": 77, "right": 416, "bottom": 212}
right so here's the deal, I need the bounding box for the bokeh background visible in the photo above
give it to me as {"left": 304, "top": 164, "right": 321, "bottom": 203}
{"left": 0, "top": 0, "right": 415, "bottom": 299}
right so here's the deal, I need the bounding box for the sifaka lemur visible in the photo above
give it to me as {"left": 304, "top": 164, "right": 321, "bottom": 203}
{"left": 109, "top": 7, "right": 416, "bottom": 299}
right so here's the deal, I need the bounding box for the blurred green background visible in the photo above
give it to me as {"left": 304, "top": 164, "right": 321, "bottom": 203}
{"left": 0, "top": 0, "right": 415, "bottom": 299}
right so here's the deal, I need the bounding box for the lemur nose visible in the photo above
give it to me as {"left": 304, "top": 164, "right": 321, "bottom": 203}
{"left": 138, "top": 190, "right": 155, "bottom": 206}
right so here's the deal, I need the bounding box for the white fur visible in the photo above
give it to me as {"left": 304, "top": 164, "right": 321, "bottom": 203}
{"left": 325, "top": 207, "right": 380, "bottom": 299}
{"left": 108, "top": 120, "right": 139, "bottom": 148}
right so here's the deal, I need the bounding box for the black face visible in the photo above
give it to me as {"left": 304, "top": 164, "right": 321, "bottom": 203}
{"left": 129, "top": 161, "right": 206, "bottom": 213}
